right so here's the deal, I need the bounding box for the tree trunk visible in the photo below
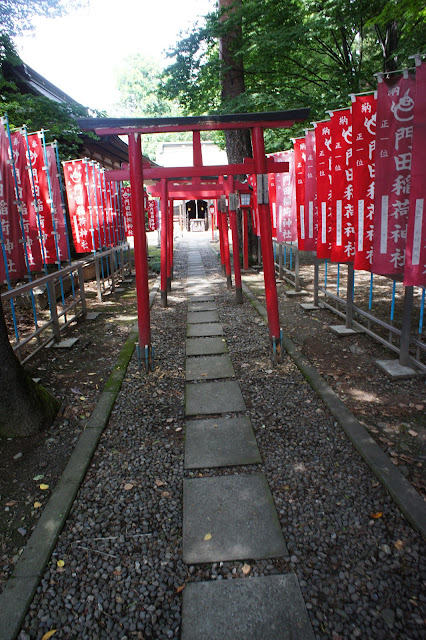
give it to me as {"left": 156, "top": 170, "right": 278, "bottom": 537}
{"left": 0, "top": 299, "right": 59, "bottom": 438}
{"left": 219, "top": 0, "right": 258, "bottom": 262}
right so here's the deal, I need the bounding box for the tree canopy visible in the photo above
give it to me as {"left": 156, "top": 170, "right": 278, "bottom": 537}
{"left": 161, "top": 0, "right": 426, "bottom": 151}
{"left": 0, "top": 0, "right": 83, "bottom": 37}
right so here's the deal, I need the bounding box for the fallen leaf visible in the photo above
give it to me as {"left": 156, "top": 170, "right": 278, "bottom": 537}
{"left": 394, "top": 539, "right": 405, "bottom": 550}
{"left": 79, "top": 396, "right": 86, "bottom": 401}
{"left": 370, "top": 512, "right": 383, "bottom": 519}
{"left": 124, "top": 483, "right": 134, "bottom": 491}
{"left": 242, "top": 563, "right": 251, "bottom": 575}
{"left": 88, "top": 372, "right": 96, "bottom": 376}
{"left": 6, "top": 501, "right": 17, "bottom": 507}
{"left": 176, "top": 584, "right": 185, "bottom": 593}
{"left": 371, "top": 482, "right": 379, "bottom": 488}
{"left": 39, "top": 484, "right": 49, "bottom": 491}
{"left": 41, "top": 631, "right": 57, "bottom": 640}
{"left": 408, "top": 430, "right": 418, "bottom": 437}
{"left": 57, "top": 559, "right": 65, "bottom": 567}
{"left": 33, "top": 474, "right": 44, "bottom": 481}
{"left": 155, "top": 479, "right": 165, "bottom": 487}
{"left": 33, "top": 502, "right": 42, "bottom": 509}
{"left": 204, "top": 533, "right": 212, "bottom": 541}
{"left": 161, "top": 491, "right": 171, "bottom": 498}
{"left": 166, "top": 418, "right": 173, "bottom": 423}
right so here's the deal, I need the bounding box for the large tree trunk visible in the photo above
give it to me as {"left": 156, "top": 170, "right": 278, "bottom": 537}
{"left": 219, "top": 0, "right": 258, "bottom": 262}
{"left": 0, "top": 299, "right": 59, "bottom": 438}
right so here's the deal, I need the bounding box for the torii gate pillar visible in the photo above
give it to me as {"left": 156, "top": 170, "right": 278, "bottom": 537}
{"left": 128, "top": 133, "right": 152, "bottom": 367}
{"left": 252, "top": 126, "right": 281, "bottom": 360}
{"left": 160, "top": 178, "right": 168, "bottom": 306}
{"left": 227, "top": 176, "right": 243, "bottom": 304}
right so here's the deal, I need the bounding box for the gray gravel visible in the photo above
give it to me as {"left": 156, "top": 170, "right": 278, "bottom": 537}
{"left": 20, "top": 236, "right": 425, "bottom": 640}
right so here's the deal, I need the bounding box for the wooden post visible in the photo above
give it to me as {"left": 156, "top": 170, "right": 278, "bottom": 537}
{"left": 160, "top": 178, "right": 168, "bottom": 307}
{"left": 228, "top": 177, "right": 243, "bottom": 303}
{"left": 251, "top": 126, "right": 281, "bottom": 358}
{"left": 128, "top": 133, "right": 151, "bottom": 358}
{"left": 243, "top": 208, "right": 249, "bottom": 270}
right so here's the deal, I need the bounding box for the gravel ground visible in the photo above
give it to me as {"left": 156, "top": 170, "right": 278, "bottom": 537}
{"left": 19, "top": 235, "right": 425, "bottom": 640}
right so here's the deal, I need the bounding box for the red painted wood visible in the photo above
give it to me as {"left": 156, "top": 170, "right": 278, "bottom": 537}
{"left": 217, "top": 198, "right": 225, "bottom": 272}
{"left": 252, "top": 126, "right": 280, "bottom": 341}
{"left": 94, "top": 120, "right": 298, "bottom": 137}
{"left": 243, "top": 209, "right": 249, "bottom": 270}
{"left": 168, "top": 199, "right": 173, "bottom": 282}
{"left": 128, "top": 133, "right": 151, "bottom": 348}
{"left": 160, "top": 178, "right": 168, "bottom": 304}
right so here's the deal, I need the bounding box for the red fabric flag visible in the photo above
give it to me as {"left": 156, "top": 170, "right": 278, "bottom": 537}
{"left": 87, "top": 161, "right": 102, "bottom": 251}
{"left": 9, "top": 131, "right": 43, "bottom": 272}
{"left": 122, "top": 185, "right": 134, "bottom": 236}
{"left": 268, "top": 170, "right": 277, "bottom": 238}
{"left": 372, "top": 73, "right": 415, "bottom": 275}
{"left": 303, "top": 130, "right": 318, "bottom": 250}
{"left": 294, "top": 137, "right": 306, "bottom": 249}
{"left": 46, "top": 144, "right": 68, "bottom": 262}
{"left": 147, "top": 199, "right": 158, "bottom": 232}
{"left": 63, "top": 159, "right": 94, "bottom": 253}
{"left": 352, "top": 93, "right": 377, "bottom": 271}
{"left": 330, "top": 109, "right": 355, "bottom": 263}
{"left": 0, "top": 123, "right": 26, "bottom": 281}
{"left": 404, "top": 63, "right": 426, "bottom": 287}
{"left": 26, "top": 133, "right": 58, "bottom": 264}
{"left": 248, "top": 174, "right": 260, "bottom": 236}
{"left": 314, "top": 121, "right": 332, "bottom": 259}
{"left": 275, "top": 150, "right": 297, "bottom": 243}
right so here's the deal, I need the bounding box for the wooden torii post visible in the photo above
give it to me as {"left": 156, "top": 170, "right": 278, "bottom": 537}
{"left": 78, "top": 109, "right": 309, "bottom": 365}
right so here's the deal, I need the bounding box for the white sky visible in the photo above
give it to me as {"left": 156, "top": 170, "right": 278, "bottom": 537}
{"left": 16, "top": 0, "right": 215, "bottom": 114}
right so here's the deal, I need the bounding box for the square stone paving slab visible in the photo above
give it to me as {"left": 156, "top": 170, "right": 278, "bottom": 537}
{"left": 52, "top": 337, "right": 79, "bottom": 349}
{"left": 184, "top": 416, "right": 261, "bottom": 468}
{"left": 186, "top": 337, "right": 228, "bottom": 356}
{"left": 183, "top": 473, "right": 287, "bottom": 563}
{"left": 187, "top": 323, "right": 223, "bottom": 338}
{"left": 181, "top": 574, "right": 314, "bottom": 640}
{"left": 188, "top": 301, "right": 217, "bottom": 312}
{"left": 185, "top": 380, "right": 245, "bottom": 416}
{"left": 186, "top": 355, "right": 235, "bottom": 381}
{"left": 188, "top": 310, "right": 220, "bottom": 324}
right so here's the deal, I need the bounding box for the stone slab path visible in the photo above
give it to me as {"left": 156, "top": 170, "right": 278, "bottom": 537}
{"left": 181, "top": 574, "right": 315, "bottom": 640}
{"left": 182, "top": 245, "right": 314, "bottom": 639}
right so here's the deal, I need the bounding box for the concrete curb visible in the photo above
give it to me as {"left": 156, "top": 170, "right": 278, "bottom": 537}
{"left": 0, "top": 278, "right": 160, "bottom": 640}
{"left": 242, "top": 281, "right": 426, "bottom": 540}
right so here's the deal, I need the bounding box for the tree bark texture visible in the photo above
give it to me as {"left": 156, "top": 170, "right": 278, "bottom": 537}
{"left": 219, "top": 0, "right": 258, "bottom": 262}
{"left": 0, "top": 299, "right": 59, "bottom": 437}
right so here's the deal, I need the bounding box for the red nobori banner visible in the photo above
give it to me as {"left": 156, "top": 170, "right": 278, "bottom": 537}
{"left": 372, "top": 73, "right": 415, "bottom": 275}
{"left": 121, "top": 185, "right": 133, "bottom": 236}
{"left": 248, "top": 174, "right": 260, "bottom": 236}
{"left": 63, "top": 159, "right": 94, "bottom": 253}
{"left": 404, "top": 62, "right": 426, "bottom": 287}
{"left": 10, "top": 130, "right": 43, "bottom": 272}
{"left": 293, "top": 137, "right": 306, "bottom": 249}
{"left": 275, "top": 150, "right": 297, "bottom": 243}
{"left": 26, "top": 133, "right": 58, "bottom": 264}
{"left": 0, "top": 123, "right": 26, "bottom": 281}
{"left": 303, "top": 129, "right": 318, "bottom": 250}
{"left": 268, "top": 170, "right": 277, "bottom": 238}
{"left": 352, "top": 93, "right": 377, "bottom": 271}
{"left": 147, "top": 199, "right": 158, "bottom": 232}
{"left": 330, "top": 108, "right": 355, "bottom": 263}
{"left": 314, "top": 121, "right": 332, "bottom": 259}
{"left": 46, "top": 143, "right": 68, "bottom": 262}
{"left": 87, "top": 161, "right": 103, "bottom": 251}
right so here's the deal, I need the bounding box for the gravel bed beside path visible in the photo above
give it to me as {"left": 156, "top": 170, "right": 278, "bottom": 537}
{"left": 19, "top": 236, "right": 425, "bottom": 640}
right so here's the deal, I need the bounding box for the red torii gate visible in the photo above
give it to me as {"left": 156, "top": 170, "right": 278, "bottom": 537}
{"left": 78, "top": 109, "right": 309, "bottom": 366}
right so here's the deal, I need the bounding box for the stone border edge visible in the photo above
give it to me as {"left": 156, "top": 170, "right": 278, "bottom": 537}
{"left": 242, "top": 281, "right": 426, "bottom": 541}
{"left": 0, "top": 278, "right": 160, "bottom": 640}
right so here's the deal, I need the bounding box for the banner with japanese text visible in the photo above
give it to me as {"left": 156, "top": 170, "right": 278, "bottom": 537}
{"left": 314, "top": 121, "right": 332, "bottom": 258}
{"left": 352, "top": 93, "right": 377, "bottom": 271}
{"left": 10, "top": 131, "right": 43, "bottom": 272}
{"left": 147, "top": 199, "right": 158, "bottom": 232}
{"left": 121, "top": 185, "right": 133, "bottom": 236}
{"left": 372, "top": 74, "right": 415, "bottom": 275}
{"left": 268, "top": 170, "right": 277, "bottom": 238}
{"left": 293, "top": 137, "right": 306, "bottom": 249}
{"left": 248, "top": 174, "right": 260, "bottom": 236}
{"left": 0, "top": 124, "right": 26, "bottom": 281}
{"left": 27, "top": 133, "right": 58, "bottom": 264}
{"left": 46, "top": 143, "right": 69, "bottom": 262}
{"left": 63, "top": 159, "right": 94, "bottom": 253}
{"left": 330, "top": 109, "right": 355, "bottom": 263}
{"left": 275, "top": 150, "right": 297, "bottom": 243}
{"left": 87, "top": 161, "right": 103, "bottom": 251}
{"left": 303, "top": 130, "right": 318, "bottom": 251}
{"left": 404, "top": 63, "right": 426, "bottom": 287}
